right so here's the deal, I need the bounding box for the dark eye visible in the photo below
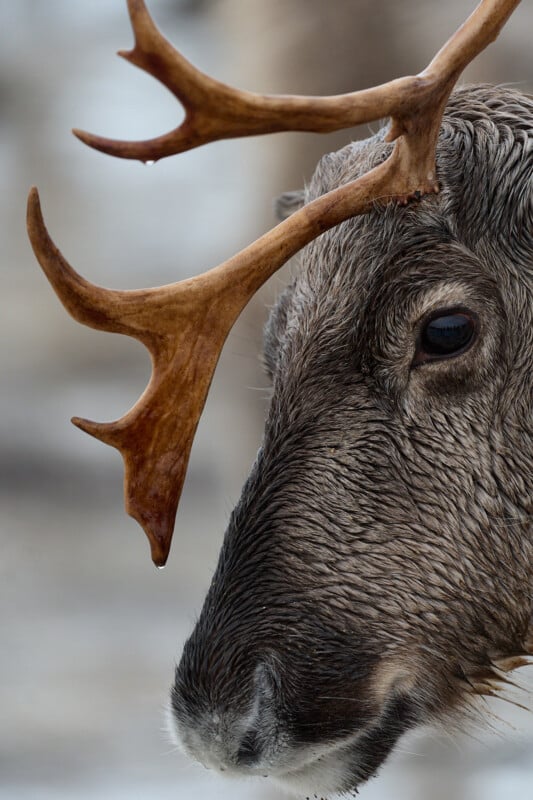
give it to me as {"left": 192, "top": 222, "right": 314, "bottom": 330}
{"left": 414, "top": 309, "right": 478, "bottom": 366}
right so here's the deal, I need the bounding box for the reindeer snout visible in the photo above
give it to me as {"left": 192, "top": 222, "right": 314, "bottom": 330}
{"left": 235, "top": 727, "right": 263, "bottom": 767}
{"left": 170, "top": 661, "right": 283, "bottom": 775}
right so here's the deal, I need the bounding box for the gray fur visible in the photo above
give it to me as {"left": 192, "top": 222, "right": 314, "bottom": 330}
{"left": 170, "top": 85, "right": 533, "bottom": 796}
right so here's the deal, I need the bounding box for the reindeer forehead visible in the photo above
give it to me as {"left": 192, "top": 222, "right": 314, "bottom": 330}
{"left": 268, "top": 228, "right": 507, "bottom": 396}
{"left": 286, "top": 223, "right": 470, "bottom": 330}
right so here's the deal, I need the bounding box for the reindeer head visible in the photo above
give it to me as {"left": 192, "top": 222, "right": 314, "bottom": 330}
{"left": 168, "top": 84, "right": 533, "bottom": 794}
{"left": 27, "top": 1, "right": 531, "bottom": 796}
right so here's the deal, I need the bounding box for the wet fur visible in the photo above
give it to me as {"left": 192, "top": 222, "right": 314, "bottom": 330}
{"left": 171, "top": 85, "right": 533, "bottom": 795}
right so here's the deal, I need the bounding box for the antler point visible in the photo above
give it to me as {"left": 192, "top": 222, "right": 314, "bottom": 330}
{"left": 72, "top": 127, "right": 91, "bottom": 145}
{"left": 71, "top": 415, "right": 96, "bottom": 433}
{"left": 27, "top": 185, "right": 41, "bottom": 212}
{"left": 72, "top": 416, "right": 121, "bottom": 448}
{"left": 125, "top": 500, "right": 173, "bottom": 567}
{"left": 72, "top": 128, "right": 133, "bottom": 160}
{"left": 117, "top": 48, "right": 135, "bottom": 62}
{"left": 150, "top": 544, "right": 169, "bottom": 568}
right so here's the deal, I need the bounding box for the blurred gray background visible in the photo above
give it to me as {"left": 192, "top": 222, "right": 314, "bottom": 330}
{"left": 1, "top": 1, "right": 532, "bottom": 798}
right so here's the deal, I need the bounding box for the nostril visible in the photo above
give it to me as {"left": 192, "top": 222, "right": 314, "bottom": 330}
{"left": 235, "top": 728, "right": 261, "bottom": 766}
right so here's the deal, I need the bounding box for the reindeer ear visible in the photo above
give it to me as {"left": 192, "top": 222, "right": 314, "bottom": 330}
{"left": 275, "top": 190, "right": 305, "bottom": 221}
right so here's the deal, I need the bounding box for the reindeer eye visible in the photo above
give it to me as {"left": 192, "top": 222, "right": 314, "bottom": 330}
{"left": 414, "top": 310, "right": 477, "bottom": 366}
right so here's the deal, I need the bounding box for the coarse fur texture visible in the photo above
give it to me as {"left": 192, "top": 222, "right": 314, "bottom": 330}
{"left": 169, "top": 85, "right": 533, "bottom": 796}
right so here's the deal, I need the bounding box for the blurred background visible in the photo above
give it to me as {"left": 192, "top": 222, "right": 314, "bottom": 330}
{"left": 1, "top": 1, "right": 532, "bottom": 798}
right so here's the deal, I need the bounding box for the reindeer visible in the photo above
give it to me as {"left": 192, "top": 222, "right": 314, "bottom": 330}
{"left": 27, "top": 0, "right": 532, "bottom": 795}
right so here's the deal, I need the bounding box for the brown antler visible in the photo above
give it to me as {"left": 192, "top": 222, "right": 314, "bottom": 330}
{"left": 73, "top": 0, "right": 520, "bottom": 164}
{"left": 28, "top": 0, "right": 521, "bottom": 565}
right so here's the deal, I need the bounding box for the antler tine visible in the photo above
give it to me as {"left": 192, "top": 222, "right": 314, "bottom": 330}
{"left": 30, "top": 0, "right": 521, "bottom": 565}
{"left": 27, "top": 187, "right": 160, "bottom": 342}
{"left": 73, "top": 0, "right": 405, "bottom": 161}
{"left": 385, "top": 0, "right": 522, "bottom": 175}
{"left": 72, "top": 0, "right": 520, "bottom": 164}
{"left": 425, "top": 0, "right": 519, "bottom": 78}
{"left": 25, "top": 149, "right": 406, "bottom": 566}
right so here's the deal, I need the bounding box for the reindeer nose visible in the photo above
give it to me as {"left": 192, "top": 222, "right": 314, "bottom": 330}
{"left": 171, "top": 660, "right": 281, "bottom": 774}
{"left": 235, "top": 727, "right": 262, "bottom": 766}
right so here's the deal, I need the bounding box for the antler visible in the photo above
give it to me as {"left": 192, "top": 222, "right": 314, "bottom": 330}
{"left": 73, "top": 0, "right": 520, "bottom": 165}
{"left": 28, "top": 0, "right": 521, "bottom": 565}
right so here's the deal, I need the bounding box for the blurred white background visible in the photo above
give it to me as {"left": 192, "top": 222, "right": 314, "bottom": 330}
{"left": 1, "top": 1, "right": 532, "bottom": 798}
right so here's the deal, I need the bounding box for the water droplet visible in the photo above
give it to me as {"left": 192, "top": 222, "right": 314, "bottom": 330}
{"left": 145, "top": 159, "right": 155, "bottom": 166}
{"left": 156, "top": 564, "right": 165, "bottom": 570}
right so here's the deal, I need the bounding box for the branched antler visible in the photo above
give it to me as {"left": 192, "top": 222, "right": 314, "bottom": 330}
{"left": 74, "top": 0, "right": 519, "bottom": 168}
{"left": 26, "top": 157, "right": 396, "bottom": 565}
{"left": 27, "top": 0, "right": 521, "bottom": 565}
